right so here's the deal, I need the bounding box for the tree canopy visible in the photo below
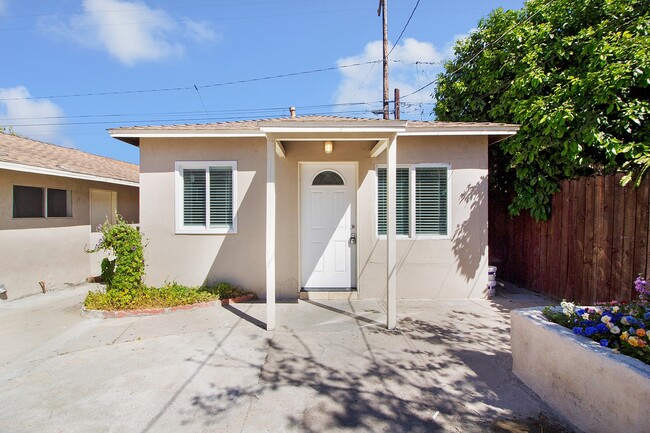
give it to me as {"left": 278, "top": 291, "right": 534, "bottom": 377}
{"left": 434, "top": 0, "right": 650, "bottom": 220}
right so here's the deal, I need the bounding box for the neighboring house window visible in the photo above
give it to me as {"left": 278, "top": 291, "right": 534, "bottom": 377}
{"left": 376, "top": 164, "right": 450, "bottom": 237}
{"left": 13, "top": 185, "right": 72, "bottom": 218}
{"left": 175, "top": 161, "right": 237, "bottom": 234}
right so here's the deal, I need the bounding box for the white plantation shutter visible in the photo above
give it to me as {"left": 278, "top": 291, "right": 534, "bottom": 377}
{"left": 183, "top": 169, "right": 206, "bottom": 226}
{"left": 209, "top": 166, "right": 233, "bottom": 229}
{"left": 377, "top": 167, "right": 410, "bottom": 235}
{"left": 178, "top": 161, "right": 236, "bottom": 233}
{"left": 415, "top": 167, "right": 448, "bottom": 235}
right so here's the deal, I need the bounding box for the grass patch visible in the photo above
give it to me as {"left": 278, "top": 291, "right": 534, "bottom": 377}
{"left": 84, "top": 281, "right": 253, "bottom": 311}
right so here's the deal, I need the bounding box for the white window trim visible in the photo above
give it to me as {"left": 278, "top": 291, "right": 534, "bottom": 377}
{"left": 175, "top": 160, "right": 238, "bottom": 234}
{"left": 375, "top": 163, "right": 452, "bottom": 240}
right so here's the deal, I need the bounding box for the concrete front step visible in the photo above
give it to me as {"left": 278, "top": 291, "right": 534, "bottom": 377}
{"left": 299, "top": 289, "right": 358, "bottom": 300}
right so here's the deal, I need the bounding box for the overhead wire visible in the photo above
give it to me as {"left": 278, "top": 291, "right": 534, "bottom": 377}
{"left": 0, "top": 61, "right": 381, "bottom": 101}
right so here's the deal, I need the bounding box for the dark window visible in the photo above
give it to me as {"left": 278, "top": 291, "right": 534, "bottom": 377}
{"left": 13, "top": 186, "right": 44, "bottom": 218}
{"left": 13, "top": 186, "right": 71, "bottom": 218}
{"left": 47, "top": 188, "right": 69, "bottom": 217}
{"left": 312, "top": 170, "right": 344, "bottom": 186}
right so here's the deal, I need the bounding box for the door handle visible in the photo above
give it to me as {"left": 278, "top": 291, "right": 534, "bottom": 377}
{"left": 350, "top": 232, "right": 357, "bottom": 245}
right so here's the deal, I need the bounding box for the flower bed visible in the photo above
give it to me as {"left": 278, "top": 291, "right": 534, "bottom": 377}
{"left": 511, "top": 307, "right": 650, "bottom": 433}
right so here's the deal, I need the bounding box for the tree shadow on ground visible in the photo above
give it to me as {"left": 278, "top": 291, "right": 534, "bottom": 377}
{"left": 179, "top": 302, "right": 574, "bottom": 433}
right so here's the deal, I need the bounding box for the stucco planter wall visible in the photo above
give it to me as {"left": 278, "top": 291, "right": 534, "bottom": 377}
{"left": 511, "top": 307, "right": 650, "bottom": 433}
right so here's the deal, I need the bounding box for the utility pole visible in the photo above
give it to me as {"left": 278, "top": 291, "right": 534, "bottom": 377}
{"left": 394, "top": 88, "right": 400, "bottom": 120}
{"left": 378, "top": 0, "right": 389, "bottom": 120}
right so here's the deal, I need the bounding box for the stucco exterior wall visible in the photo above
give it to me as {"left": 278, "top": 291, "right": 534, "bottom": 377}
{"left": 139, "top": 138, "right": 267, "bottom": 292}
{"left": 361, "top": 135, "right": 489, "bottom": 299}
{"left": 138, "top": 134, "right": 488, "bottom": 300}
{"left": 0, "top": 169, "right": 139, "bottom": 299}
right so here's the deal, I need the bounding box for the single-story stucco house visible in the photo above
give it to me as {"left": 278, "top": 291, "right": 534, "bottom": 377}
{"left": 0, "top": 132, "right": 139, "bottom": 300}
{"left": 109, "top": 114, "right": 518, "bottom": 329}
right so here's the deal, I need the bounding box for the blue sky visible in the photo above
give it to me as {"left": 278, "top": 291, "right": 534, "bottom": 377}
{"left": 0, "top": 0, "right": 525, "bottom": 164}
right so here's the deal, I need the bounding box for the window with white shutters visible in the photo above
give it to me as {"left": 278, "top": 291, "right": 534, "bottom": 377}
{"left": 376, "top": 164, "right": 449, "bottom": 238}
{"left": 176, "top": 161, "right": 236, "bottom": 234}
{"left": 415, "top": 167, "right": 448, "bottom": 236}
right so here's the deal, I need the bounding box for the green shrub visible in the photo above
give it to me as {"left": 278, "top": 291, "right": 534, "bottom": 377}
{"left": 205, "top": 281, "right": 247, "bottom": 299}
{"left": 87, "top": 216, "right": 144, "bottom": 291}
{"left": 83, "top": 281, "right": 254, "bottom": 311}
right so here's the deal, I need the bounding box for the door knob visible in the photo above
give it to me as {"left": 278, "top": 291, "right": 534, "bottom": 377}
{"left": 350, "top": 232, "right": 357, "bottom": 245}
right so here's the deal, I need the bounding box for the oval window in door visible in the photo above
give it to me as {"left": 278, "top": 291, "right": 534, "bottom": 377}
{"left": 312, "top": 170, "right": 345, "bottom": 186}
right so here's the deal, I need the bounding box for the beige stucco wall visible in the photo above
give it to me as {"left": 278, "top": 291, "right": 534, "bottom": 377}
{"left": 138, "top": 134, "right": 489, "bottom": 300}
{"left": 0, "top": 169, "right": 139, "bottom": 299}
{"left": 139, "top": 138, "right": 267, "bottom": 292}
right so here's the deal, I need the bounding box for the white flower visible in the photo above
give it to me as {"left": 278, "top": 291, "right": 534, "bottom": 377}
{"left": 561, "top": 301, "right": 575, "bottom": 316}
{"left": 601, "top": 315, "right": 612, "bottom": 324}
{"left": 582, "top": 313, "right": 590, "bottom": 320}
{"left": 610, "top": 326, "right": 621, "bottom": 334}
{"left": 612, "top": 306, "right": 620, "bottom": 313}
{"left": 621, "top": 317, "right": 630, "bottom": 325}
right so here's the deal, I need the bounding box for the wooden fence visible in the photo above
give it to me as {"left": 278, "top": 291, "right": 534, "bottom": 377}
{"left": 489, "top": 174, "right": 650, "bottom": 304}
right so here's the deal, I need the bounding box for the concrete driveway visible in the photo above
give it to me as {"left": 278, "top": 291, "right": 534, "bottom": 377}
{"left": 0, "top": 284, "right": 576, "bottom": 433}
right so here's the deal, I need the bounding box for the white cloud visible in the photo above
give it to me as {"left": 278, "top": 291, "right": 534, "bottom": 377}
{"left": 184, "top": 19, "right": 219, "bottom": 43}
{"left": 0, "top": 86, "right": 65, "bottom": 142}
{"left": 334, "top": 38, "right": 448, "bottom": 118}
{"left": 43, "top": 0, "right": 219, "bottom": 66}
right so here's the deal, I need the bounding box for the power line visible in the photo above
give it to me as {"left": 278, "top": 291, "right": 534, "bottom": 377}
{"left": 387, "top": 0, "right": 421, "bottom": 58}
{"left": 1, "top": 101, "right": 388, "bottom": 128}
{"left": 401, "top": 0, "right": 556, "bottom": 99}
{"left": 0, "top": 61, "right": 381, "bottom": 102}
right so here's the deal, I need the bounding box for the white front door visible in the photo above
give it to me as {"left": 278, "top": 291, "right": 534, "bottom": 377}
{"left": 300, "top": 163, "right": 357, "bottom": 289}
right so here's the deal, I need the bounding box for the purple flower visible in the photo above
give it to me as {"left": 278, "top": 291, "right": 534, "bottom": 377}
{"left": 635, "top": 276, "right": 650, "bottom": 295}
{"left": 599, "top": 339, "right": 609, "bottom": 347}
{"left": 644, "top": 311, "right": 650, "bottom": 321}
{"left": 585, "top": 326, "right": 598, "bottom": 336}
{"left": 572, "top": 327, "right": 583, "bottom": 335}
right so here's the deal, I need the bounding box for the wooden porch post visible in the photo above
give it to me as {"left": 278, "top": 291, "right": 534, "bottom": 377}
{"left": 266, "top": 137, "right": 276, "bottom": 331}
{"left": 386, "top": 134, "right": 397, "bottom": 329}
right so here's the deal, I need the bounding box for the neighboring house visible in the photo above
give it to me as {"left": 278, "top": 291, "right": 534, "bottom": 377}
{"left": 109, "top": 114, "right": 517, "bottom": 329}
{"left": 0, "top": 132, "right": 139, "bottom": 300}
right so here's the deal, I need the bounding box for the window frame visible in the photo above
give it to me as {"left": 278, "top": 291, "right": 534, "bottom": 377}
{"left": 375, "top": 163, "right": 451, "bottom": 240}
{"left": 175, "top": 161, "right": 238, "bottom": 234}
{"left": 12, "top": 185, "right": 72, "bottom": 219}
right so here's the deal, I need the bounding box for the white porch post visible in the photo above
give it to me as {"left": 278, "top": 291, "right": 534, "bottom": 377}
{"left": 266, "top": 137, "right": 276, "bottom": 331}
{"left": 386, "top": 134, "right": 397, "bottom": 330}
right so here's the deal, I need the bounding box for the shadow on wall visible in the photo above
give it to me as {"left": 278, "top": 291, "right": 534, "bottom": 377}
{"left": 452, "top": 176, "right": 487, "bottom": 282}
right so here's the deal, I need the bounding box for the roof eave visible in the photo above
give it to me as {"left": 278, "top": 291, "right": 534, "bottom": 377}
{"left": 0, "top": 161, "right": 139, "bottom": 187}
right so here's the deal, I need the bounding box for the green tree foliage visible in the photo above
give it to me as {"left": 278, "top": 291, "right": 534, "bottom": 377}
{"left": 434, "top": 0, "right": 650, "bottom": 220}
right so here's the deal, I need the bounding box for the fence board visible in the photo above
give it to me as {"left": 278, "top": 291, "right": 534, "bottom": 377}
{"left": 582, "top": 177, "right": 596, "bottom": 304}
{"left": 559, "top": 181, "right": 571, "bottom": 300}
{"left": 572, "top": 178, "right": 587, "bottom": 303}
{"left": 621, "top": 174, "right": 636, "bottom": 301}
{"left": 610, "top": 173, "right": 626, "bottom": 299}
{"left": 634, "top": 178, "right": 649, "bottom": 295}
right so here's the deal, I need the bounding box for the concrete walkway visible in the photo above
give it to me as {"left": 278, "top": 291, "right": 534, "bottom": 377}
{"left": 0, "top": 284, "right": 576, "bottom": 433}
